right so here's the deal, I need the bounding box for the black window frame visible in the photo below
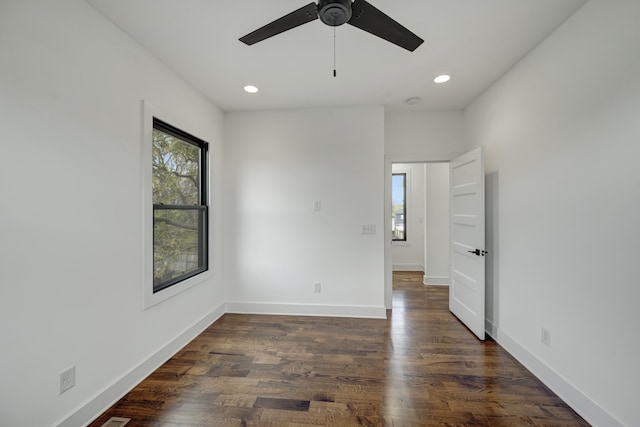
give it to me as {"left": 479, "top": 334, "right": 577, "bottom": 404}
{"left": 152, "top": 118, "right": 209, "bottom": 293}
{"left": 392, "top": 172, "right": 407, "bottom": 242}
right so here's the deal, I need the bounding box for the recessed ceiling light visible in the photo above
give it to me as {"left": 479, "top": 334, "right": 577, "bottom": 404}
{"left": 406, "top": 97, "right": 421, "bottom": 105}
{"left": 244, "top": 85, "right": 259, "bottom": 93}
{"left": 434, "top": 74, "right": 451, "bottom": 84}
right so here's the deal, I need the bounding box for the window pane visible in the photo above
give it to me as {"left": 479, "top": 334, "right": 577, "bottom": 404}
{"left": 152, "top": 129, "right": 200, "bottom": 205}
{"left": 392, "top": 173, "right": 406, "bottom": 241}
{"left": 153, "top": 208, "right": 206, "bottom": 291}
{"left": 151, "top": 118, "right": 208, "bottom": 295}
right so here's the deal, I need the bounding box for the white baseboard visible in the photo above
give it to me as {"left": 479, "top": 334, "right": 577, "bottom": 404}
{"left": 423, "top": 275, "right": 450, "bottom": 285}
{"left": 58, "top": 303, "right": 225, "bottom": 427}
{"left": 225, "top": 302, "right": 387, "bottom": 319}
{"left": 487, "top": 321, "right": 623, "bottom": 427}
{"left": 392, "top": 264, "right": 424, "bottom": 272}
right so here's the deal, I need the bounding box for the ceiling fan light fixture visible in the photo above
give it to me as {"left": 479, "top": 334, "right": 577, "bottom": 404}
{"left": 244, "top": 85, "right": 259, "bottom": 93}
{"left": 434, "top": 74, "right": 451, "bottom": 84}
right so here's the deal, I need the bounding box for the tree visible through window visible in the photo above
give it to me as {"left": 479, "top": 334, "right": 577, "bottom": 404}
{"left": 152, "top": 118, "right": 208, "bottom": 293}
{"left": 392, "top": 173, "right": 406, "bottom": 241}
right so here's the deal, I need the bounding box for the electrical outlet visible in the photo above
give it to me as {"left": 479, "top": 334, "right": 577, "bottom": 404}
{"left": 59, "top": 365, "right": 75, "bottom": 394}
{"left": 541, "top": 328, "right": 551, "bottom": 347}
{"left": 313, "top": 282, "right": 321, "bottom": 293}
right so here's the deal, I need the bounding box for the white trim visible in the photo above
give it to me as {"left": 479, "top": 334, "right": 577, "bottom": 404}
{"left": 384, "top": 155, "right": 455, "bottom": 310}
{"left": 225, "top": 302, "right": 387, "bottom": 319}
{"left": 485, "top": 319, "right": 498, "bottom": 338}
{"left": 56, "top": 304, "right": 225, "bottom": 427}
{"left": 423, "top": 275, "right": 450, "bottom": 285}
{"left": 392, "top": 264, "right": 424, "bottom": 272}
{"left": 489, "top": 324, "right": 624, "bottom": 427}
{"left": 141, "top": 100, "right": 213, "bottom": 309}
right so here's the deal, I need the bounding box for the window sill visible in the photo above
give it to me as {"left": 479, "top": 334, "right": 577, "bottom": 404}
{"left": 143, "top": 270, "right": 212, "bottom": 309}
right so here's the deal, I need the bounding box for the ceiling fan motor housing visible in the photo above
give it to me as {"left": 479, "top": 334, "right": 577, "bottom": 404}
{"left": 318, "top": 0, "right": 352, "bottom": 26}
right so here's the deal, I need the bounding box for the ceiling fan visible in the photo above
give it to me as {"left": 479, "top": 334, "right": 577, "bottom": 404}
{"left": 239, "top": 0, "right": 424, "bottom": 52}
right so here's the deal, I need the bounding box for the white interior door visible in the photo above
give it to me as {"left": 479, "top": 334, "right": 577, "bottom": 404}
{"left": 449, "top": 147, "right": 486, "bottom": 340}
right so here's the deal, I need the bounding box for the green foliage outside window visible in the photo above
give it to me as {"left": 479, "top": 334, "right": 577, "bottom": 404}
{"left": 152, "top": 121, "right": 207, "bottom": 292}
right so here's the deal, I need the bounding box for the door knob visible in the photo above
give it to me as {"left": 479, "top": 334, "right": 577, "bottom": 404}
{"left": 468, "top": 249, "right": 488, "bottom": 256}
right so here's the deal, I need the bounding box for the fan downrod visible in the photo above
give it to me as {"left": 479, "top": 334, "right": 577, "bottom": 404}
{"left": 318, "top": 0, "right": 352, "bottom": 26}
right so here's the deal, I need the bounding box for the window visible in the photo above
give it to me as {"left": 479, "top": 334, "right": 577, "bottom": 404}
{"left": 392, "top": 173, "right": 406, "bottom": 241}
{"left": 152, "top": 118, "right": 208, "bottom": 293}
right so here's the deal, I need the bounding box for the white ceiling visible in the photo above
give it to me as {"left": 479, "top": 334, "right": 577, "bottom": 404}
{"left": 87, "top": 0, "right": 586, "bottom": 112}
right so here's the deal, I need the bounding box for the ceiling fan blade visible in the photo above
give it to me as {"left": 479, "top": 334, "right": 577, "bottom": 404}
{"left": 347, "top": 0, "right": 424, "bottom": 52}
{"left": 239, "top": 2, "right": 319, "bottom": 46}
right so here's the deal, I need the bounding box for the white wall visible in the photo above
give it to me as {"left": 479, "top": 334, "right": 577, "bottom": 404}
{"left": 424, "top": 163, "right": 450, "bottom": 285}
{"left": 385, "top": 111, "right": 466, "bottom": 161}
{"left": 391, "top": 163, "right": 425, "bottom": 271}
{"left": 0, "top": 1, "right": 225, "bottom": 426}
{"left": 224, "top": 107, "right": 386, "bottom": 318}
{"left": 464, "top": 1, "right": 640, "bottom": 426}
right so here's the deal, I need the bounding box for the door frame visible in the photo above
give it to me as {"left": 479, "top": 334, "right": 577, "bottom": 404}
{"left": 384, "top": 154, "right": 452, "bottom": 308}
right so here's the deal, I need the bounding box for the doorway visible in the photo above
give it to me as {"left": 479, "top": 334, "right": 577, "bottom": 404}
{"left": 387, "top": 161, "right": 450, "bottom": 307}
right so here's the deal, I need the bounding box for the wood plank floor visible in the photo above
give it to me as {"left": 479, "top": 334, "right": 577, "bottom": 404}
{"left": 90, "top": 272, "right": 590, "bottom": 426}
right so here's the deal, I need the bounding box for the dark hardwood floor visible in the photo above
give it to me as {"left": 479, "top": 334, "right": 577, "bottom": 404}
{"left": 90, "top": 272, "right": 589, "bottom": 426}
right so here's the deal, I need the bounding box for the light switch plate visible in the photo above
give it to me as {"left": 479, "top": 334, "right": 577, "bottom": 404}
{"left": 361, "top": 224, "right": 376, "bottom": 234}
